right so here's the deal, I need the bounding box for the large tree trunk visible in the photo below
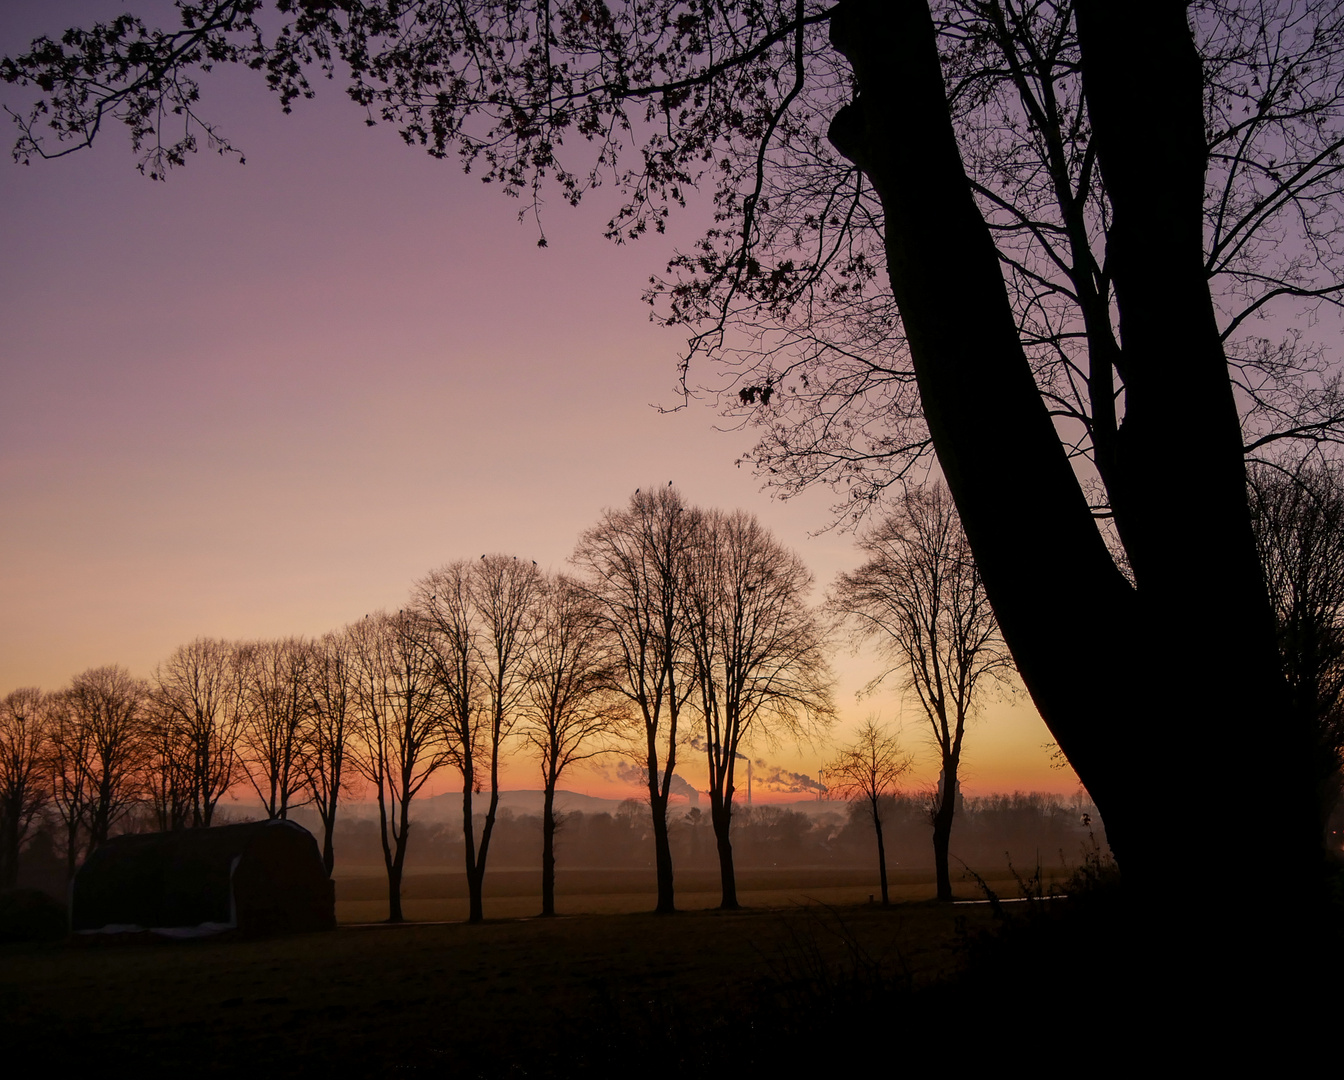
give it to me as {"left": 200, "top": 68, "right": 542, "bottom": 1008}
{"left": 1070, "top": 0, "right": 1320, "bottom": 895}
{"left": 708, "top": 792, "right": 739, "bottom": 911}
{"left": 827, "top": 0, "right": 1135, "bottom": 856}
{"left": 825, "top": 0, "right": 1320, "bottom": 905}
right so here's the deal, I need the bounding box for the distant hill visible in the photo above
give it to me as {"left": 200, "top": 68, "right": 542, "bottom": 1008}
{"left": 237, "top": 790, "right": 847, "bottom": 826}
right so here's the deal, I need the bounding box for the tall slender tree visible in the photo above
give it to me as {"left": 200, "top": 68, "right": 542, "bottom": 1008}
{"left": 414, "top": 556, "right": 540, "bottom": 923}
{"left": 471, "top": 554, "right": 542, "bottom": 915}
{"left": 304, "top": 629, "right": 357, "bottom": 876}
{"left": 830, "top": 484, "right": 1011, "bottom": 901}
{"left": 61, "top": 665, "right": 148, "bottom": 854}
{"left": 151, "top": 637, "right": 247, "bottom": 828}
{"left": 47, "top": 691, "right": 92, "bottom": 877}
{"left": 240, "top": 638, "right": 312, "bottom": 820}
{"left": 143, "top": 690, "right": 195, "bottom": 832}
{"left": 1249, "top": 461, "right": 1344, "bottom": 841}
{"left": 573, "top": 488, "right": 697, "bottom": 914}
{"left": 682, "top": 508, "right": 834, "bottom": 909}
{"left": 522, "top": 573, "right": 626, "bottom": 917}
{"left": 349, "top": 610, "right": 449, "bottom": 923}
{"left": 824, "top": 719, "right": 913, "bottom": 906}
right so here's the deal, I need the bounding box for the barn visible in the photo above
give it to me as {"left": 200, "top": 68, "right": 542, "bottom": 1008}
{"left": 71, "top": 819, "right": 336, "bottom": 936}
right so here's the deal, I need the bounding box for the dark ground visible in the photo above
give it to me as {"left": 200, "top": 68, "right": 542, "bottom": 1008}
{"left": 3, "top": 900, "right": 1015, "bottom": 1076}
{"left": 5, "top": 877, "right": 1338, "bottom": 1076}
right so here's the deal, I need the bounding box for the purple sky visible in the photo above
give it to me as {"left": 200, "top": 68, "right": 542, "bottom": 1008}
{"left": 0, "top": 1, "right": 1073, "bottom": 797}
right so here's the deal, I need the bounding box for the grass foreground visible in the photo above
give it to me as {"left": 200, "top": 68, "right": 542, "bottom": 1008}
{"left": 5, "top": 864, "right": 1339, "bottom": 1075}
{"left": 3, "top": 896, "right": 1028, "bottom": 1076}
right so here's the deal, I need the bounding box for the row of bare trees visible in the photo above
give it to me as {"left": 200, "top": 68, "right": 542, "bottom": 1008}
{"left": 0, "top": 490, "right": 835, "bottom": 919}
{"left": 573, "top": 487, "right": 836, "bottom": 911}
{"left": 0, "top": 641, "right": 347, "bottom": 889}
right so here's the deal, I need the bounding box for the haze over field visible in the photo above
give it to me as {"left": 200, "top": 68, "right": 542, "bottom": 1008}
{"left": 0, "top": 1, "right": 1075, "bottom": 799}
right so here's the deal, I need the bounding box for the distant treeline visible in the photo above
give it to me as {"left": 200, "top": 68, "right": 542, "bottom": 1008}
{"left": 306, "top": 792, "right": 1102, "bottom": 874}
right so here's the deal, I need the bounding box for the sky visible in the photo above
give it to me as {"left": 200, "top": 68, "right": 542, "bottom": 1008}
{"left": 0, "top": 1, "right": 1078, "bottom": 801}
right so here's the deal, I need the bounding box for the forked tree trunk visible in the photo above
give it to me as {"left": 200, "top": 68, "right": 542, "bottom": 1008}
{"left": 381, "top": 793, "right": 411, "bottom": 923}
{"left": 386, "top": 858, "right": 405, "bottom": 923}
{"left": 824, "top": 7, "right": 1328, "bottom": 1015}
{"left": 826, "top": 0, "right": 1318, "bottom": 903}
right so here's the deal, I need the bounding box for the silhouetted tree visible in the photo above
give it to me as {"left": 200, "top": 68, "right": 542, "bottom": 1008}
{"left": 143, "top": 690, "right": 195, "bottom": 832}
{"left": 824, "top": 719, "right": 913, "bottom": 905}
{"left": 60, "top": 665, "right": 149, "bottom": 855}
{"left": 151, "top": 637, "right": 247, "bottom": 827}
{"left": 1249, "top": 461, "right": 1344, "bottom": 841}
{"left": 830, "top": 484, "right": 1010, "bottom": 901}
{"left": 681, "top": 507, "right": 834, "bottom": 908}
{"left": 471, "top": 554, "right": 542, "bottom": 920}
{"left": 47, "top": 691, "right": 93, "bottom": 877}
{"left": 522, "top": 573, "right": 626, "bottom": 917}
{"left": 415, "top": 555, "right": 540, "bottom": 923}
{"left": 0, "top": 688, "right": 51, "bottom": 888}
{"left": 304, "top": 629, "right": 358, "bottom": 876}
{"left": 240, "top": 638, "right": 313, "bottom": 820}
{"left": 349, "top": 610, "right": 449, "bottom": 922}
{"left": 415, "top": 561, "right": 488, "bottom": 921}
{"left": 573, "top": 488, "right": 697, "bottom": 913}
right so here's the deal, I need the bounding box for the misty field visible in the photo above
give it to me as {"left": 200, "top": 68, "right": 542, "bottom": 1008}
{"left": 331, "top": 863, "right": 1077, "bottom": 921}
{"left": 2, "top": 871, "right": 1066, "bottom": 1076}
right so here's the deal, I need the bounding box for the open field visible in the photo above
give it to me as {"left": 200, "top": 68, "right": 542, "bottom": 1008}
{"left": 11, "top": 864, "right": 1337, "bottom": 1073}
{"left": 4, "top": 887, "right": 1021, "bottom": 1076}
{"left": 331, "top": 864, "right": 1077, "bottom": 922}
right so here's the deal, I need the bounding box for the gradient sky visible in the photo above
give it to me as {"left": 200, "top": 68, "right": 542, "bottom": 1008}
{"left": 0, "top": 1, "right": 1078, "bottom": 801}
